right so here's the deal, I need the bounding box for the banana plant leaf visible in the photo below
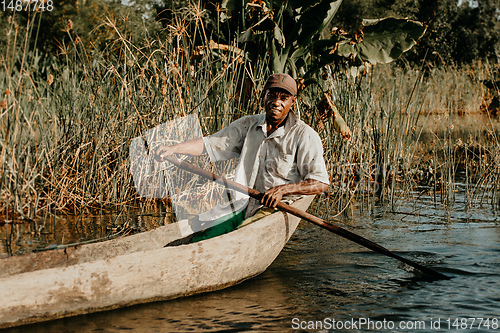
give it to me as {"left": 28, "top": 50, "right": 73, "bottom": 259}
{"left": 336, "top": 18, "right": 426, "bottom": 65}
{"left": 293, "top": 0, "right": 343, "bottom": 48}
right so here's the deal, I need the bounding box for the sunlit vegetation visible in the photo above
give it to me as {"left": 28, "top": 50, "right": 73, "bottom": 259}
{"left": 0, "top": 0, "right": 499, "bottom": 229}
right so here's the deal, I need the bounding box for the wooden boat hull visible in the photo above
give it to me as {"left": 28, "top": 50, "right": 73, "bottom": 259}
{"left": 0, "top": 196, "right": 314, "bottom": 328}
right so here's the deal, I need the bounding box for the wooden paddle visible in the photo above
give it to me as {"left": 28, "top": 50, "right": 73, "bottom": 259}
{"left": 164, "top": 156, "right": 450, "bottom": 280}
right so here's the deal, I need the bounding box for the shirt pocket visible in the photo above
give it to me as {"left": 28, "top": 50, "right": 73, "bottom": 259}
{"left": 270, "top": 153, "right": 297, "bottom": 181}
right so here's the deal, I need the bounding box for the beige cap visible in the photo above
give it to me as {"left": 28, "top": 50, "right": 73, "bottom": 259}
{"left": 263, "top": 73, "right": 297, "bottom": 96}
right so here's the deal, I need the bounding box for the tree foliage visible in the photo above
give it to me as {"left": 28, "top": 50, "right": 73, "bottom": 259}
{"left": 2, "top": 0, "right": 495, "bottom": 68}
{"left": 154, "top": 0, "right": 425, "bottom": 79}
{"left": 0, "top": 0, "right": 163, "bottom": 59}
{"left": 332, "top": 0, "right": 500, "bottom": 66}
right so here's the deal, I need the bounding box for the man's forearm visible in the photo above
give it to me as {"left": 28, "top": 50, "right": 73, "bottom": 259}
{"left": 170, "top": 138, "right": 205, "bottom": 156}
{"left": 156, "top": 138, "right": 205, "bottom": 161}
{"left": 276, "top": 179, "right": 329, "bottom": 196}
{"left": 260, "top": 179, "right": 328, "bottom": 208}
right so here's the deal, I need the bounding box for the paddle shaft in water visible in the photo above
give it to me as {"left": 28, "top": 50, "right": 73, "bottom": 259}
{"left": 165, "top": 156, "right": 450, "bottom": 280}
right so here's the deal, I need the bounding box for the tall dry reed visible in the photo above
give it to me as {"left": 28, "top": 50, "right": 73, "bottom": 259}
{"left": 0, "top": 4, "right": 269, "bottom": 221}
{"left": 1, "top": 5, "right": 499, "bottom": 225}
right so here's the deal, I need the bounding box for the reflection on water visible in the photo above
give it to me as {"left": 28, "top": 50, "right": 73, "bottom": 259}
{"left": 2, "top": 189, "right": 500, "bottom": 332}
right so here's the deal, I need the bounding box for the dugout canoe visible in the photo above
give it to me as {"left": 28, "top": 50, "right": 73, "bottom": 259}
{"left": 0, "top": 195, "right": 314, "bottom": 328}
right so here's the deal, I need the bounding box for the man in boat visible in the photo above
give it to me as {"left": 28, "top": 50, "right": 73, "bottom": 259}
{"left": 155, "top": 73, "right": 329, "bottom": 242}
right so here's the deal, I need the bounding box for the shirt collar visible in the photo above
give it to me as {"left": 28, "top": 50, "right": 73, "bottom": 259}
{"left": 257, "top": 110, "right": 298, "bottom": 137}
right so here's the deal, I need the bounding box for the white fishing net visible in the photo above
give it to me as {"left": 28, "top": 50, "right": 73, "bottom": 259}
{"left": 129, "top": 114, "right": 248, "bottom": 235}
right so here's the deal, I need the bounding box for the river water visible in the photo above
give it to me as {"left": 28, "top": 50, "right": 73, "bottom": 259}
{"left": 2, "top": 186, "right": 499, "bottom": 333}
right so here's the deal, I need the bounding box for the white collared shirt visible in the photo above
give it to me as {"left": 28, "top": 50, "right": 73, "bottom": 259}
{"left": 203, "top": 111, "right": 329, "bottom": 218}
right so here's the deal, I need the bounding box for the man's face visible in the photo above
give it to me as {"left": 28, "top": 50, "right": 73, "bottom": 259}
{"left": 264, "top": 88, "right": 296, "bottom": 124}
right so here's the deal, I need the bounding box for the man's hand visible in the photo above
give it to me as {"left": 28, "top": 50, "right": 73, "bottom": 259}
{"left": 154, "top": 145, "right": 175, "bottom": 162}
{"left": 261, "top": 185, "right": 285, "bottom": 208}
